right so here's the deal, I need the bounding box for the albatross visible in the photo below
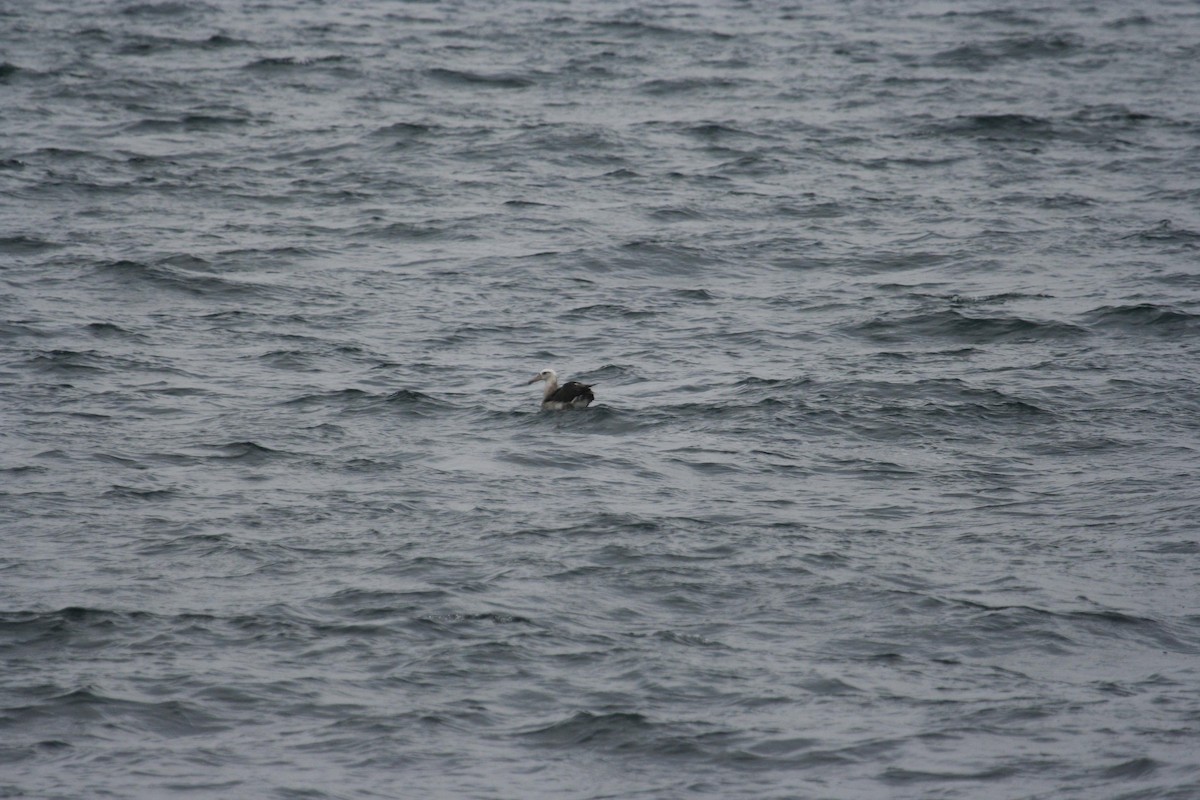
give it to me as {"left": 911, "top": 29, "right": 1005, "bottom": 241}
{"left": 527, "top": 368, "right": 595, "bottom": 410}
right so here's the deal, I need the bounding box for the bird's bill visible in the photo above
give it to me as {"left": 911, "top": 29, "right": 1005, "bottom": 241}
{"left": 526, "top": 374, "right": 543, "bottom": 384}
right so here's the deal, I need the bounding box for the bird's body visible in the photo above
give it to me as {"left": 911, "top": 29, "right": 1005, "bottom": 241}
{"left": 528, "top": 368, "right": 594, "bottom": 410}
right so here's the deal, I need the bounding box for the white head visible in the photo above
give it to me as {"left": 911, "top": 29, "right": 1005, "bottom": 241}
{"left": 527, "top": 368, "right": 557, "bottom": 386}
{"left": 527, "top": 368, "right": 558, "bottom": 398}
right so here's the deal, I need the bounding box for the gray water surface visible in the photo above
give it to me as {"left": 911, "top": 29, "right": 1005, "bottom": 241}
{"left": 2, "top": 1, "right": 1199, "bottom": 798}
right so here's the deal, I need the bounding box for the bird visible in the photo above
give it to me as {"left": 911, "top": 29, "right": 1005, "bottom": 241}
{"left": 527, "top": 368, "right": 595, "bottom": 410}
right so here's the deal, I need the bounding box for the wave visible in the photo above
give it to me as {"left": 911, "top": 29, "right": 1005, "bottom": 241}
{"left": 926, "top": 113, "right": 1057, "bottom": 140}
{"left": 416, "top": 611, "right": 533, "bottom": 628}
{"left": 110, "top": 31, "right": 249, "bottom": 55}
{"left": 102, "top": 484, "right": 178, "bottom": 500}
{"left": 7, "top": 687, "right": 222, "bottom": 736}
{"left": 847, "top": 309, "right": 1088, "bottom": 344}
{"left": 0, "top": 321, "right": 47, "bottom": 340}
{"left": 284, "top": 387, "right": 454, "bottom": 418}
{"left": 906, "top": 593, "right": 1198, "bottom": 657}
{"left": 562, "top": 303, "right": 658, "bottom": 320}
{"left": 24, "top": 348, "right": 114, "bottom": 375}
{"left": 679, "top": 122, "right": 767, "bottom": 141}
{"left": 588, "top": 18, "right": 734, "bottom": 42}
{"left": 425, "top": 67, "right": 536, "bottom": 89}
{"left": 638, "top": 76, "right": 746, "bottom": 95}
{"left": 383, "top": 388, "right": 453, "bottom": 410}
{"left": 120, "top": 1, "right": 213, "bottom": 16}
{"left": 925, "top": 106, "right": 1169, "bottom": 148}
{"left": 123, "top": 113, "right": 253, "bottom": 132}
{"left": 519, "top": 710, "right": 660, "bottom": 747}
{"left": 283, "top": 388, "right": 373, "bottom": 407}
{"left": 369, "top": 121, "right": 436, "bottom": 145}
{"left": 89, "top": 258, "right": 285, "bottom": 299}
{"left": 1120, "top": 219, "right": 1200, "bottom": 244}
{"left": 601, "top": 240, "right": 722, "bottom": 274}
{"left": 314, "top": 587, "right": 449, "bottom": 613}
{"left": 931, "top": 33, "right": 1084, "bottom": 69}
{"left": 1070, "top": 104, "right": 1156, "bottom": 124}
{"left": 0, "top": 234, "right": 64, "bottom": 254}
{"left": 82, "top": 321, "right": 138, "bottom": 340}
{"left": 1084, "top": 303, "right": 1200, "bottom": 334}
{"left": 243, "top": 54, "right": 355, "bottom": 72}
{"left": 202, "top": 441, "right": 291, "bottom": 463}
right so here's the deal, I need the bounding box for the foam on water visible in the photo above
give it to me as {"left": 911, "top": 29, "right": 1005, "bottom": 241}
{"left": 3, "top": 0, "right": 1200, "bottom": 798}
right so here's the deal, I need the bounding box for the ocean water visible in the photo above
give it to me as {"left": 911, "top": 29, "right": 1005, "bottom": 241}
{"left": 2, "top": 0, "right": 1199, "bottom": 798}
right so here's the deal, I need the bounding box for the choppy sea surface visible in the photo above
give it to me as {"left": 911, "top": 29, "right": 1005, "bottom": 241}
{"left": 3, "top": 1, "right": 1200, "bottom": 798}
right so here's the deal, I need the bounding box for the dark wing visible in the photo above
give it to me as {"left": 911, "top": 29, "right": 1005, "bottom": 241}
{"left": 546, "top": 381, "right": 594, "bottom": 404}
